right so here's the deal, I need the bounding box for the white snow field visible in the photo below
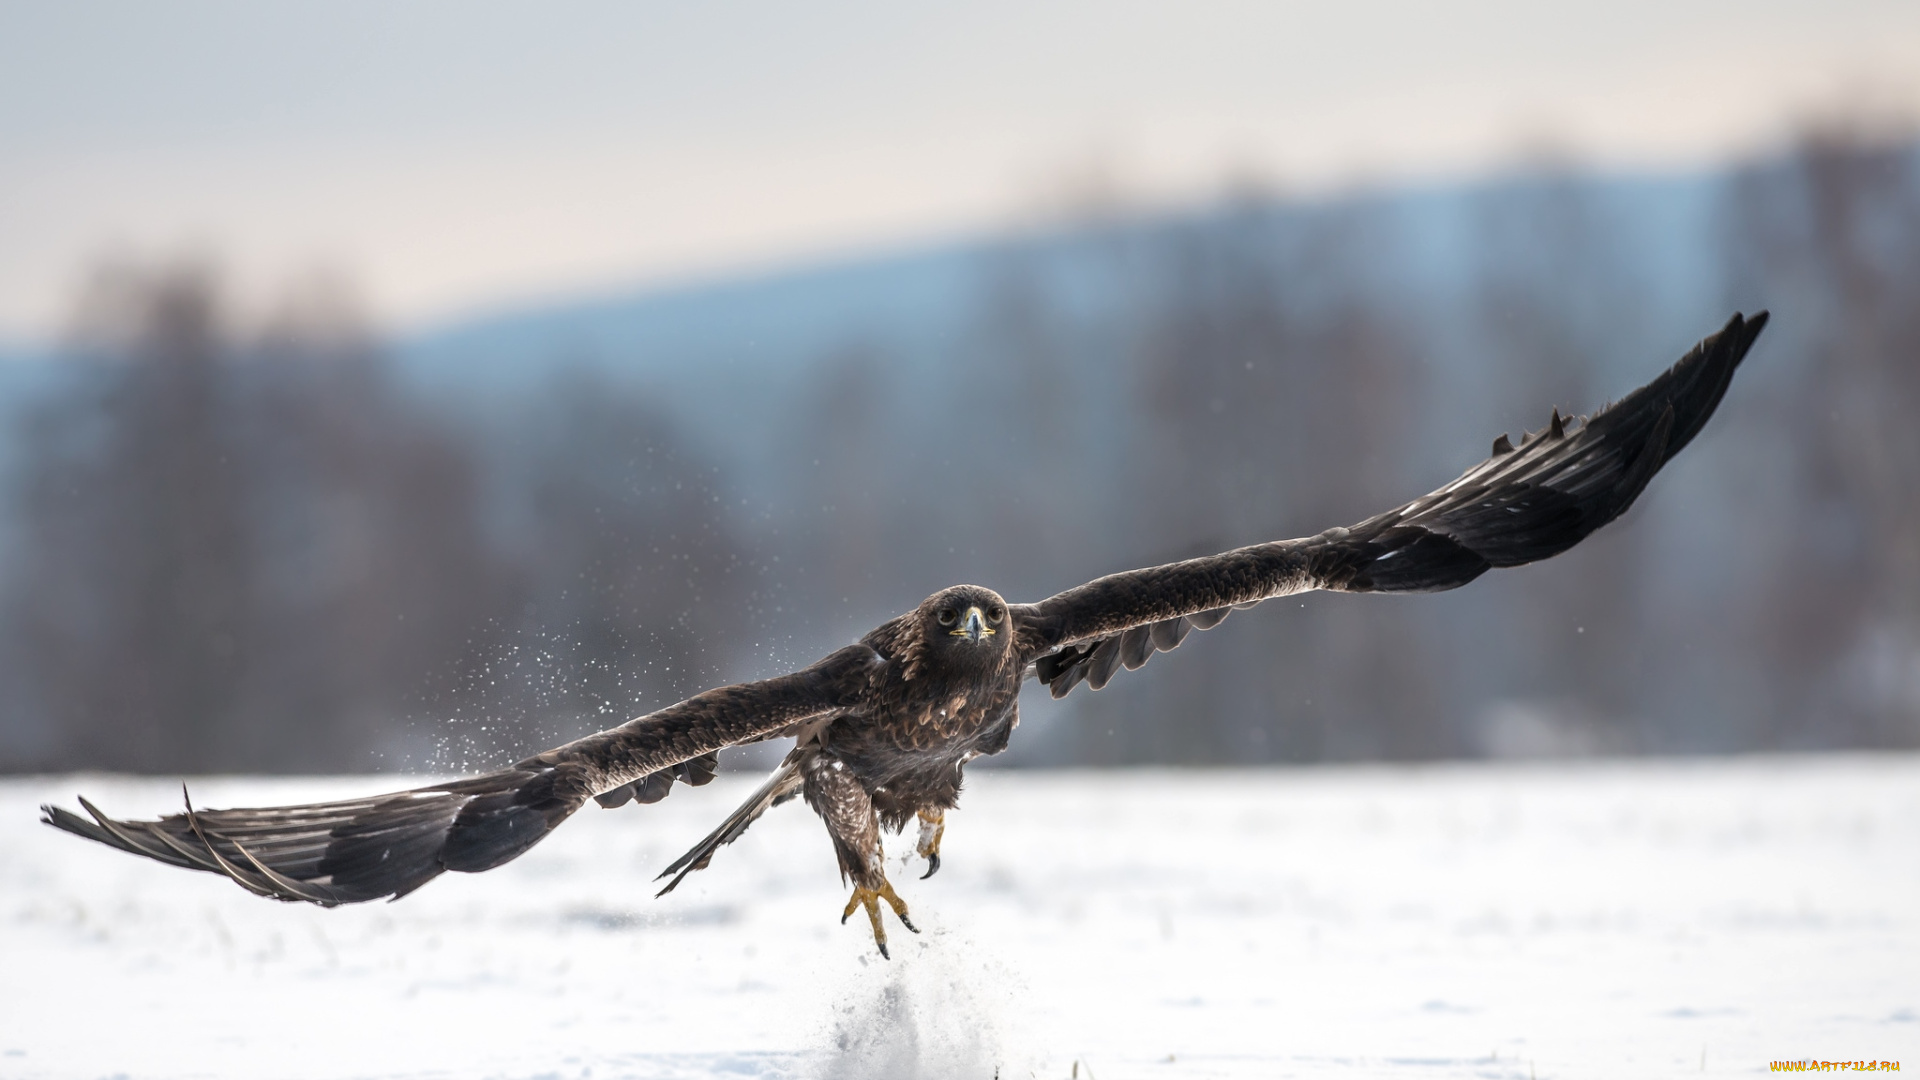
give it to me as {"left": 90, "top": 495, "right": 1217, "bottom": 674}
{"left": 2, "top": 756, "right": 1915, "bottom": 1080}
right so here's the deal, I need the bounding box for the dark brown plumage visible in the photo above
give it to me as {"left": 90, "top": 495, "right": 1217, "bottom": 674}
{"left": 43, "top": 311, "right": 1767, "bottom": 956}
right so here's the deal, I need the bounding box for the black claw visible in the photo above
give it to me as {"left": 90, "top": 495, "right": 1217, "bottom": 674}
{"left": 841, "top": 910, "right": 852, "bottom": 925}
{"left": 920, "top": 852, "right": 941, "bottom": 880}
{"left": 876, "top": 941, "right": 890, "bottom": 960}
{"left": 900, "top": 915, "right": 920, "bottom": 934}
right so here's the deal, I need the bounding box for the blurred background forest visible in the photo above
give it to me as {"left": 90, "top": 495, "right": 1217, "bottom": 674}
{"left": 0, "top": 127, "right": 1914, "bottom": 774}
{"left": 3, "top": 1, "right": 1919, "bottom": 775}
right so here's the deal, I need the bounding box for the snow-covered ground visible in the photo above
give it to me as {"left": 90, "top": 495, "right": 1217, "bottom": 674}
{"left": 2, "top": 756, "right": 1915, "bottom": 1079}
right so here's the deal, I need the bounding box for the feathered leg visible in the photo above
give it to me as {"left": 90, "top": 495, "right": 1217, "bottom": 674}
{"left": 803, "top": 754, "right": 917, "bottom": 958}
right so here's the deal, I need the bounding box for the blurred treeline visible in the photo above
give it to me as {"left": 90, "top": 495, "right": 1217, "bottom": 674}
{"left": 1, "top": 129, "right": 1915, "bottom": 773}
{"left": 1, "top": 272, "right": 749, "bottom": 773}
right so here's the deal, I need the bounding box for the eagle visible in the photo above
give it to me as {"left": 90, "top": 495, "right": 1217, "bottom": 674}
{"left": 44, "top": 312, "right": 1766, "bottom": 957}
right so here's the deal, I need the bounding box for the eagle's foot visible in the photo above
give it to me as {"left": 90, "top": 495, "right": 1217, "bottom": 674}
{"left": 915, "top": 808, "right": 946, "bottom": 880}
{"left": 841, "top": 879, "right": 918, "bottom": 959}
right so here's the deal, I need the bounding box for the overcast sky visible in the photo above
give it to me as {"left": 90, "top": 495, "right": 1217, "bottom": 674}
{"left": 3, "top": 0, "right": 1917, "bottom": 340}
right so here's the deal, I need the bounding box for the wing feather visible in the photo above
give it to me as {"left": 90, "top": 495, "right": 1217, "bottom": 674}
{"left": 42, "top": 644, "right": 883, "bottom": 905}
{"left": 1020, "top": 312, "right": 1766, "bottom": 698}
{"left": 1150, "top": 616, "right": 1192, "bottom": 651}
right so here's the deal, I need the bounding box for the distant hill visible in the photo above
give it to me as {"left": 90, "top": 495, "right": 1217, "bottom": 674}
{"left": 390, "top": 165, "right": 1731, "bottom": 503}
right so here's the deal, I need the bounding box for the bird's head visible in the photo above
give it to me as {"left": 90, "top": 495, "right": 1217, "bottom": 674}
{"left": 917, "top": 585, "right": 1012, "bottom": 664}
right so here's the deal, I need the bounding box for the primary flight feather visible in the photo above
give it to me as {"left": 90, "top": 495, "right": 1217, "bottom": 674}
{"left": 44, "top": 312, "right": 1767, "bottom": 957}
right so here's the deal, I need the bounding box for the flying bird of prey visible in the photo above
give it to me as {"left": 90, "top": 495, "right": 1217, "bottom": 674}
{"left": 45, "top": 312, "right": 1766, "bottom": 957}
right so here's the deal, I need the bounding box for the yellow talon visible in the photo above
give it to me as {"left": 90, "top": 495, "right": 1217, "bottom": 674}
{"left": 841, "top": 880, "right": 918, "bottom": 958}
{"left": 916, "top": 808, "right": 945, "bottom": 879}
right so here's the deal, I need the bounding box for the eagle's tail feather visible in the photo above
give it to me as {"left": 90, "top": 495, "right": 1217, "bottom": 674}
{"left": 654, "top": 759, "right": 804, "bottom": 897}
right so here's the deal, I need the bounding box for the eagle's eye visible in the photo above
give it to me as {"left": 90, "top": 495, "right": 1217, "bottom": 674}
{"left": 987, "top": 605, "right": 1005, "bottom": 623}
{"left": 937, "top": 607, "right": 958, "bottom": 626}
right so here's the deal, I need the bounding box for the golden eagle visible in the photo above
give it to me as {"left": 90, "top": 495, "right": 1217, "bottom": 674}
{"left": 43, "top": 312, "right": 1766, "bottom": 957}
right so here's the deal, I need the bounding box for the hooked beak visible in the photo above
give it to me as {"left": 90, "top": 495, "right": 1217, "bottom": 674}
{"left": 949, "top": 606, "right": 994, "bottom": 643}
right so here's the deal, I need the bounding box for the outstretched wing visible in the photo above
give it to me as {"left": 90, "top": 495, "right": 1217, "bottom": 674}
{"left": 41, "top": 644, "right": 882, "bottom": 905}
{"left": 1019, "top": 311, "right": 1767, "bottom": 699}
